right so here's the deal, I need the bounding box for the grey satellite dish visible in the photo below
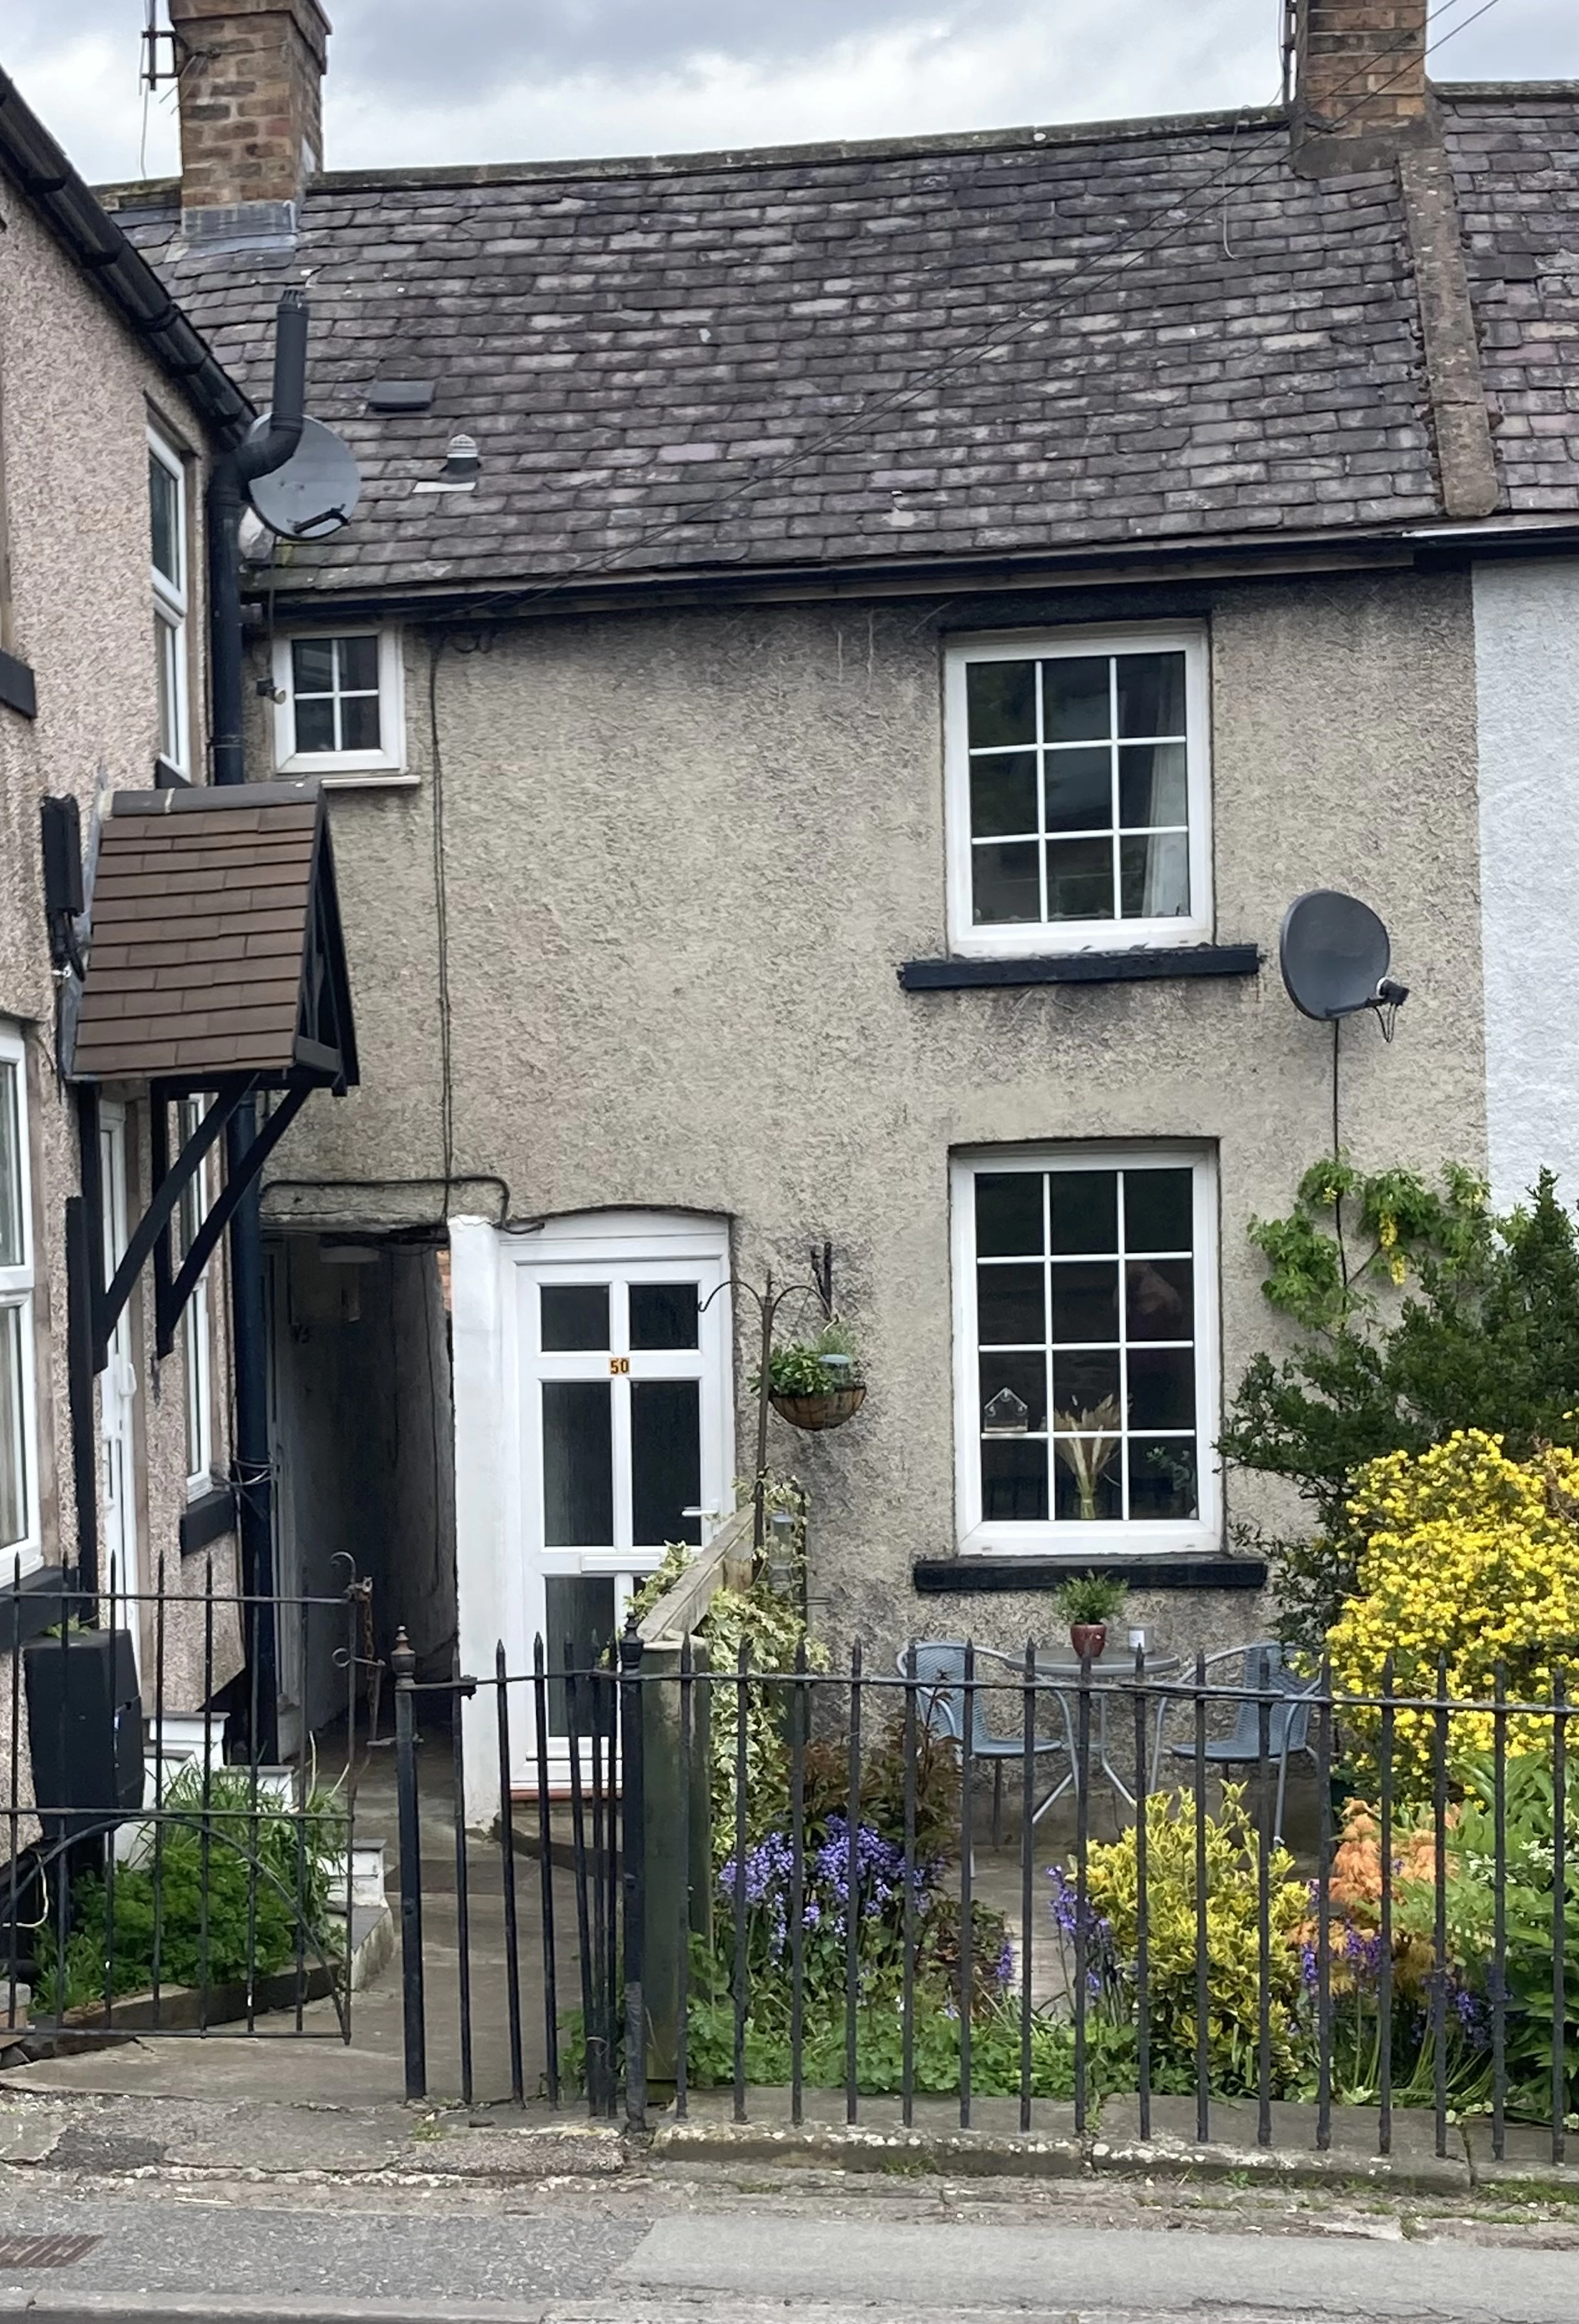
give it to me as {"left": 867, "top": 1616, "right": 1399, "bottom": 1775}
{"left": 1280, "top": 890, "right": 1409, "bottom": 1022}
{"left": 245, "top": 414, "right": 361, "bottom": 541}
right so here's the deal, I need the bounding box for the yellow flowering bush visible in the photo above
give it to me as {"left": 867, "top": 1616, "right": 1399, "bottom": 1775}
{"left": 1078, "top": 1784, "right": 1311, "bottom": 2096}
{"left": 1327, "top": 1429, "right": 1579, "bottom": 1786}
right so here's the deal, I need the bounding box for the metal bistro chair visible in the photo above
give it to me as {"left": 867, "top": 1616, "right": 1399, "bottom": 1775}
{"left": 898, "top": 1641, "right": 1076, "bottom": 1846}
{"left": 1159, "top": 1642, "right": 1320, "bottom": 1847}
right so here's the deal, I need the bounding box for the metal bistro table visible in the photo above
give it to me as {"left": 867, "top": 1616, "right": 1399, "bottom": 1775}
{"left": 1030, "top": 1653, "right": 1182, "bottom": 1818}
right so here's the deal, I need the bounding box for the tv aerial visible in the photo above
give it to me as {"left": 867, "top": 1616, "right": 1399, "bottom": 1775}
{"left": 1279, "top": 890, "right": 1409, "bottom": 1041}
{"left": 245, "top": 414, "right": 362, "bottom": 542}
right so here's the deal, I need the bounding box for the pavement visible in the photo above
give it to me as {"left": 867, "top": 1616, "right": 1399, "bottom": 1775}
{"left": 0, "top": 2069, "right": 1572, "bottom": 2323}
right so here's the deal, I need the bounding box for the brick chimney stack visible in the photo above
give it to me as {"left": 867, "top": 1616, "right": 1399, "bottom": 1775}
{"left": 168, "top": 0, "right": 331, "bottom": 227}
{"left": 1292, "top": 0, "right": 1431, "bottom": 173}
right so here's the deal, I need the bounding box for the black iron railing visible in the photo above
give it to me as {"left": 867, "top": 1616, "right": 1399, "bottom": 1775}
{"left": 1, "top": 1557, "right": 367, "bottom": 2048}
{"left": 391, "top": 1635, "right": 1579, "bottom": 2160}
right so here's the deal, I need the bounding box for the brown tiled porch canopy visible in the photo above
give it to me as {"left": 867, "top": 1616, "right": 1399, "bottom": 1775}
{"left": 72, "top": 780, "right": 357, "bottom": 1092}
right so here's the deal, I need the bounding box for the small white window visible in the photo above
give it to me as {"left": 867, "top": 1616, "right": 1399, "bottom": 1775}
{"left": 952, "top": 1147, "right": 1219, "bottom": 1557}
{"left": 149, "top": 430, "right": 189, "bottom": 779}
{"left": 273, "top": 630, "right": 407, "bottom": 780}
{"left": 944, "top": 626, "right": 1211, "bottom": 956}
{"left": 0, "top": 1025, "right": 39, "bottom": 1569}
{"left": 176, "top": 1097, "right": 214, "bottom": 1495}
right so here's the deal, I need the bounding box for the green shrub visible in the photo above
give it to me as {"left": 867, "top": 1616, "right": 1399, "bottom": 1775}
{"left": 37, "top": 1764, "right": 346, "bottom": 2015}
{"left": 1220, "top": 1162, "right": 1579, "bottom": 1653}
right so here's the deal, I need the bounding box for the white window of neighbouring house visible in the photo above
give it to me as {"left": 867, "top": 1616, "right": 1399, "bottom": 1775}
{"left": 0, "top": 1025, "right": 39, "bottom": 1568}
{"left": 149, "top": 430, "right": 189, "bottom": 778}
{"left": 177, "top": 1097, "right": 214, "bottom": 1494}
{"left": 273, "top": 631, "right": 407, "bottom": 779}
{"left": 944, "top": 627, "right": 1211, "bottom": 956}
{"left": 952, "top": 1148, "right": 1219, "bottom": 1556}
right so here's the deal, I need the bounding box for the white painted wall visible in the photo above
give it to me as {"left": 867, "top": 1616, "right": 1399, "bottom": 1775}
{"left": 1474, "top": 560, "right": 1579, "bottom": 1213}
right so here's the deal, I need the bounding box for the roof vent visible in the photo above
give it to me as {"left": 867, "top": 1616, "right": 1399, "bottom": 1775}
{"left": 366, "top": 380, "right": 437, "bottom": 414}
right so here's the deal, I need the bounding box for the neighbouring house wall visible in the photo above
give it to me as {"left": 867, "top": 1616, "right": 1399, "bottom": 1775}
{"left": 1472, "top": 556, "right": 1579, "bottom": 1216}
{"left": 259, "top": 567, "right": 1485, "bottom": 1670}
{"left": 0, "top": 188, "right": 241, "bottom": 1743}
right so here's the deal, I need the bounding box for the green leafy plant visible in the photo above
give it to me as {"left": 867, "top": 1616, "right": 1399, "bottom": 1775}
{"left": 37, "top": 1764, "right": 347, "bottom": 2015}
{"left": 1051, "top": 1574, "right": 1129, "bottom": 1628}
{"left": 1067, "top": 1783, "right": 1312, "bottom": 2097}
{"left": 757, "top": 1318, "right": 863, "bottom": 1398}
{"left": 1220, "top": 1162, "right": 1579, "bottom": 1652}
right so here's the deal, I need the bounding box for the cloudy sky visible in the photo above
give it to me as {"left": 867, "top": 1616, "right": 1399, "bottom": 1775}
{"left": 7, "top": 0, "right": 1575, "bottom": 186}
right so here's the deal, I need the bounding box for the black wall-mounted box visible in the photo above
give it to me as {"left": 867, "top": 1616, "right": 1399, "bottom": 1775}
{"left": 23, "top": 1628, "right": 143, "bottom": 1842}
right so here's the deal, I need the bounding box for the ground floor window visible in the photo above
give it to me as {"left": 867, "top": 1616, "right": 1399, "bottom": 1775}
{"left": 952, "top": 1146, "right": 1218, "bottom": 1554}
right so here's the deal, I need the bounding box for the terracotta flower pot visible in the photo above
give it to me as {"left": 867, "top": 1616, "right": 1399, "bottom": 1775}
{"left": 1070, "top": 1622, "right": 1108, "bottom": 1662}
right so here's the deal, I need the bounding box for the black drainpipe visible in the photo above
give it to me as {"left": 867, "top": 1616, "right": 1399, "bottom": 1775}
{"left": 208, "top": 289, "right": 309, "bottom": 1763}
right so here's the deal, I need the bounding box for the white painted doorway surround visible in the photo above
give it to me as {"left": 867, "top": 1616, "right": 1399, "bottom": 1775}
{"left": 99, "top": 1103, "right": 143, "bottom": 1671}
{"left": 451, "top": 1211, "right": 732, "bottom": 1811}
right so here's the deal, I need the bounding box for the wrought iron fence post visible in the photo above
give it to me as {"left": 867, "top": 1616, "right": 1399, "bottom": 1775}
{"left": 392, "top": 1627, "right": 426, "bottom": 2103}
{"left": 619, "top": 1618, "right": 647, "bottom": 2134}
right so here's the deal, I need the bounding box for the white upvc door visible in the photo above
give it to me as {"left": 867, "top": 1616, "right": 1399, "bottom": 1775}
{"left": 99, "top": 1104, "right": 143, "bottom": 1670}
{"left": 505, "top": 1215, "right": 732, "bottom": 1789}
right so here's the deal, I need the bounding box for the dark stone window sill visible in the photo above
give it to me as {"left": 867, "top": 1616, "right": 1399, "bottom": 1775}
{"left": 898, "top": 945, "right": 1260, "bottom": 992}
{"left": 0, "top": 649, "right": 37, "bottom": 721}
{"left": 913, "top": 1557, "right": 1269, "bottom": 1594}
{"left": 0, "top": 1565, "right": 78, "bottom": 1655}
{"left": 180, "top": 1483, "right": 238, "bottom": 1558}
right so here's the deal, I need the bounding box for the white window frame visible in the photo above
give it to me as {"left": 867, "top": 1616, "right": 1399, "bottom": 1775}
{"left": 177, "top": 1097, "right": 214, "bottom": 1498}
{"left": 943, "top": 624, "right": 1213, "bottom": 958}
{"left": 148, "top": 428, "right": 190, "bottom": 780}
{"left": 272, "top": 628, "right": 409, "bottom": 782}
{"left": 0, "top": 1023, "right": 40, "bottom": 1574}
{"left": 951, "top": 1144, "right": 1220, "bottom": 1560}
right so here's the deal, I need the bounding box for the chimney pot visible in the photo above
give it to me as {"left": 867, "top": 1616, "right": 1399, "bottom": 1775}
{"left": 167, "top": 0, "right": 331, "bottom": 229}
{"left": 1291, "top": 0, "right": 1431, "bottom": 175}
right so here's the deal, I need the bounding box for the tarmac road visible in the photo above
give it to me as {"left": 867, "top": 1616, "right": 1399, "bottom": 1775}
{"left": 0, "top": 2190, "right": 1573, "bottom": 2324}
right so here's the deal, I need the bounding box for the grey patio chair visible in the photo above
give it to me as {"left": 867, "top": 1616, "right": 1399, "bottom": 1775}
{"left": 898, "top": 1641, "right": 1076, "bottom": 1845}
{"left": 1158, "top": 1642, "right": 1319, "bottom": 1847}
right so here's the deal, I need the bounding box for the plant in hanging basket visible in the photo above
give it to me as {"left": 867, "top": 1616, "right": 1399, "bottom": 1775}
{"left": 758, "top": 1319, "right": 867, "bottom": 1432}
{"left": 1051, "top": 1573, "right": 1128, "bottom": 1663}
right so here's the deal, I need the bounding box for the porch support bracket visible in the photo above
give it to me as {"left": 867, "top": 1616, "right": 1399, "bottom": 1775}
{"left": 157, "top": 1082, "right": 311, "bottom": 1358}
{"left": 93, "top": 1080, "right": 254, "bottom": 1373}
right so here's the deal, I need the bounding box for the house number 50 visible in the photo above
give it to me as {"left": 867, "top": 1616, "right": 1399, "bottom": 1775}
{"left": 609, "top": 1356, "right": 630, "bottom": 1375}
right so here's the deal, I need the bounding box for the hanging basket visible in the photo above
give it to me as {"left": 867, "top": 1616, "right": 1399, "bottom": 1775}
{"left": 768, "top": 1383, "right": 867, "bottom": 1433}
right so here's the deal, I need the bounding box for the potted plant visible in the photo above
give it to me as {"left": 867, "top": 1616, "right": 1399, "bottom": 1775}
{"left": 1052, "top": 1574, "right": 1128, "bottom": 1663}
{"left": 761, "top": 1319, "right": 866, "bottom": 1432}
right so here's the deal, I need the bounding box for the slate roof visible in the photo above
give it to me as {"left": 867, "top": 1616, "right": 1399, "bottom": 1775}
{"left": 104, "top": 89, "right": 1579, "bottom": 604}
{"left": 1443, "top": 92, "right": 1579, "bottom": 517}
{"left": 74, "top": 785, "right": 357, "bottom": 1087}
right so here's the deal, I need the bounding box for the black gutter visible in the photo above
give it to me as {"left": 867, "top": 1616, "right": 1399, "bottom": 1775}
{"left": 210, "top": 291, "right": 310, "bottom": 1764}
{"left": 0, "top": 68, "right": 251, "bottom": 444}
{"left": 245, "top": 513, "right": 1579, "bottom": 631}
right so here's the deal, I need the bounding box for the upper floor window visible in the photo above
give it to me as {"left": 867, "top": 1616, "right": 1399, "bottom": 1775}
{"left": 149, "top": 430, "right": 190, "bottom": 778}
{"left": 952, "top": 1146, "right": 1218, "bottom": 1557}
{"left": 0, "top": 1025, "right": 38, "bottom": 1568}
{"left": 944, "top": 627, "right": 1211, "bottom": 956}
{"left": 273, "top": 630, "right": 407, "bottom": 780}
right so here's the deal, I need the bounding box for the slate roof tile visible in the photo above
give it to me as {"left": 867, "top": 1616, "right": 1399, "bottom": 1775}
{"left": 105, "top": 92, "right": 1579, "bottom": 599}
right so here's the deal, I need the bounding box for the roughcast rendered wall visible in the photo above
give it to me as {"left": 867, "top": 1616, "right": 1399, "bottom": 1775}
{"left": 269, "top": 569, "right": 1486, "bottom": 1669}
